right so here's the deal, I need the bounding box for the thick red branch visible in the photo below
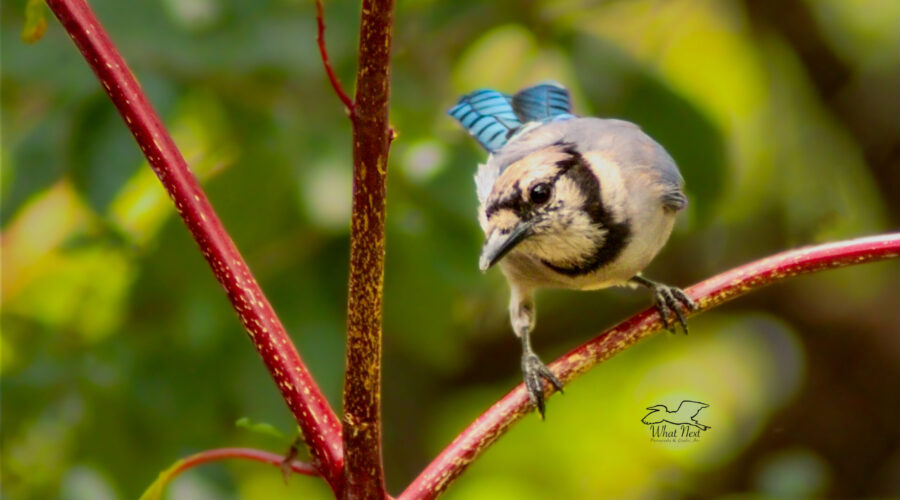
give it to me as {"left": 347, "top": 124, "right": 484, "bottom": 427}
{"left": 399, "top": 233, "right": 900, "bottom": 500}
{"left": 316, "top": 0, "right": 355, "bottom": 116}
{"left": 44, "top": 0, "right": 344, "bottom": 491}
{"left": 341, "top": 0, "right": 394, "bottom": 498}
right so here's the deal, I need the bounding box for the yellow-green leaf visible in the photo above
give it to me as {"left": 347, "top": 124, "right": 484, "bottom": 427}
{"left": 139, "top": 458, "right": 186, "bottom": 500}
{"left": 235, "top": 417, "right": 287, "bottom": 441}
{"left": 21, "top": 0, "right": 48, "bottom": 44}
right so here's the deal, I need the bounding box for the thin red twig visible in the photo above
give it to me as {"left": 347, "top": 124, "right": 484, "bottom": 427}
{"left": 399, "top": 233, "right": 900, "bottom": 500}
{"left": 341, "top": 0, "right": 395, "bottom": 497}
{"left": 316, "top": 0, "right": 355, "bottom": 116}
{"left": 44, "top": 0, "right": 344, "bottom": 491}
{"left": 172, "top": 447, "right": 319, "bottom": 478}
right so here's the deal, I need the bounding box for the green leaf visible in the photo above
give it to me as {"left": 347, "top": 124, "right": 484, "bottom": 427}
{"left": 235, "top": 417, "right": 287, "bottom": 441}
{"left": 138, "top": 458, "right": 186, "bottom": 500}
{"left": 21, "top": 0, "right": 48, "bottom": 44}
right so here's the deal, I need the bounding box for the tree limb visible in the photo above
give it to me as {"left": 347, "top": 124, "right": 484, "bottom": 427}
{"left": 44, "top": 0, "right": 345, "bottom": 491}
{"left": 140, "top": 447, "right": 318, "bottom": 500}
{"left": 341, "top": 0, "right": 395, "bottom": 497}
{"left": 316, "top": 0, "right": 355, "bottom": 116}
{"left": 399, "top": 233, "right": 900, "bottom": 500}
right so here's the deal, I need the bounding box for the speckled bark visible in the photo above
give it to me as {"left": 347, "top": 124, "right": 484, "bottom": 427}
{"left": 399, "top": 233, "right": 900, "bottom": 500}
{"left": 44, "top": 0, "right": 345, "bottom": 491}
{"left": 341, "top": 0, "right": 394, "bottom": 499}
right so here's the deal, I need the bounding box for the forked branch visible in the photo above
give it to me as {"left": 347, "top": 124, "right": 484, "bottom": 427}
{"left": 316, "top": 0, "right": 355, "bottom": 116}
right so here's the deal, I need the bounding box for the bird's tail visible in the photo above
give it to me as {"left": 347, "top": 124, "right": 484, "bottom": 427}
{"left": 511, "top": 82, "right": 574, "bottom": 123}
{"left": 448, "top": 89, "right": 522, "bottom": 152}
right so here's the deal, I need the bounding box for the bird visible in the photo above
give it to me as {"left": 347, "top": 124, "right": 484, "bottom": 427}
{"left": 448, "top": 82, "right": 696, "bottom": 417}
{"left": 642, "top": 401, "right": 710, "bottom": 430}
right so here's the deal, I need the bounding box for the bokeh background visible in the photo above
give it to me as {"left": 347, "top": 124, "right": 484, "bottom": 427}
{"left": 3, "top": 0, "right": 900, "bottom": 498}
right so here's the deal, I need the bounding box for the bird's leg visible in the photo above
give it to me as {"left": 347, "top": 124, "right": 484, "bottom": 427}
{"left": 510, "top": 286, "right": 563, "bottom": 419}
{"left": 629, "top": 274, "right": 696, "bottom": 335}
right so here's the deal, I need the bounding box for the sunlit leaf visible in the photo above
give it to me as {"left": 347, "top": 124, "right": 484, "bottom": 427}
{"left": 806, "top": 0, "right": 900, "bottom": 69}
{"left": 138, "top": 458, "right": 186, "bottom": 500}
{"left": 235, "top": 417, "right": 288, "bottom": 441}
{"left": 108, "top": 90, "right": 237, "bottom": 245}
{"left": 452, "top": 24, "right": 581, "bottom": 98}
{"left": 21, "top": 0, "right": 48, "bottom": 44}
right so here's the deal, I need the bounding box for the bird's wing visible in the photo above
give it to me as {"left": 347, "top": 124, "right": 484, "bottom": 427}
{"left": 449, "top": 90, "right": 522, "bottom": 153}
{"left": 511, "top": 82, "right": 575, "bottom": 123}
{"left": 560, "top": 118, "right": 687, "bottom": 212}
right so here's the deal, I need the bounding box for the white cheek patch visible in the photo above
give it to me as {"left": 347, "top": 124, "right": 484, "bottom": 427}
{"left": 523, "top": 210, "right": 607, "bottom": 266}
{"left": 474, "top": 162, "right": 494, "bottom": 206}
{"left": 581, "top": 152, "right": 627, "bottom": 224}
{"left": 552, "top": 177, "right": 586, "bottom": 211}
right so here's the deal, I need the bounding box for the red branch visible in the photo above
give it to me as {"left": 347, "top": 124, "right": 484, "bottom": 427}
{"left": 341, "top": 0, "right": 395, "bottom": 498}
{"left": 399, "top": 233, "right": 900, "bottom": 499}
{"left": 172, "top": 447, "right": 318, "bottom": 478}
{"left": 44, "top": 0, "right": 344, "bottom": 491}
{"left": 316, "top": 0, "right": 355, "bottom": 116}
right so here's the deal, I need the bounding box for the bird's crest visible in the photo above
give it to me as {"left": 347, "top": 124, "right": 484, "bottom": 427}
{"left": 449, "top": 82, "right": 574, "bottom": 152}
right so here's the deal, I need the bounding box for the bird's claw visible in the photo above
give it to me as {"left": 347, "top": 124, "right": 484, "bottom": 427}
{"left": 651, "top": 284, "right": 696, "bottom": 335}
{"left": 522, "top": 352, "right": 564, "bottom": 418}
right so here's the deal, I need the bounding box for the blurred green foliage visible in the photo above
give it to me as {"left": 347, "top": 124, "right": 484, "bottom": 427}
{"left": 2, "top": 0, "right": 899, "bottom": 499}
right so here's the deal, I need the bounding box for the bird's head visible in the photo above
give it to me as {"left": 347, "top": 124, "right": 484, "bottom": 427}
{"left": 479, "top": 143, "right": 629, "bottom": 275}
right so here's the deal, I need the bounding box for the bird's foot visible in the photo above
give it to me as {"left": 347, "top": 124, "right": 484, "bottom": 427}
{"left": 521, "top": 351, "right": 564, "bottom": 419}
{"left": 649, "top": 283, "right": 696, "bottom": 335}
{"left": 631, "top": 275, "right": 696, "bottom": 334}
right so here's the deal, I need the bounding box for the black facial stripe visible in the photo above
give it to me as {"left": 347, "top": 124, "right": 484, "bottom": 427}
{"left": 485, "top": 183, "right": 525, "bottom": 219}
{"left": 541, "top": 148, "right": 632, "bottom": 276}
{"left": 552, "top": 142, "right": 581, "bottom": 172}
{"left": 485, "top": 144, "right": 581, "bottom": 220}
{"left": 541, "top": 221, "right": 631, "bottom": 276}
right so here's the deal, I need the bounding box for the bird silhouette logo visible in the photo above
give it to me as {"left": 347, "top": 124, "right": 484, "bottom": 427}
{"left": 642, "top": 400, "right": 710, "bottom": 431}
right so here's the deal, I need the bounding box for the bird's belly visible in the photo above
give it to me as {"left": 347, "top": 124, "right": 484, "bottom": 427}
{"left": 500, "top": 254, "right": 635, "bottom": 290}
{"left": 501, "top": 211, "right": 676, "bottom": 291}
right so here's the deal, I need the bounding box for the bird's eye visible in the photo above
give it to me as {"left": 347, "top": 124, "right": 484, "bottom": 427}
{"left": 529, "top": 183, "right": 552, "bottom": 205}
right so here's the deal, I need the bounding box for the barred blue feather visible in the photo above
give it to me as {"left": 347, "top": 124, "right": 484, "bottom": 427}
{"left": 449, "top": 84, "right": 575, "bottom": 152}
{"left": 512, "top": 83, "right": 574, "bottom": 123}
{"left": 448, "top": 90, "right": 522, "bottom": 152}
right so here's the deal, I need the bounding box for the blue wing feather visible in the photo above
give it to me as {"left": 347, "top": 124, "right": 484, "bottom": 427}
{"left": 512, "top": 83, "right": 574, "bottom": 123}
{"left": 448, "top": 90, "right": 522, "bottom": 152}
{"left": 449, "top": 84, "right": 577, "bottom": 152}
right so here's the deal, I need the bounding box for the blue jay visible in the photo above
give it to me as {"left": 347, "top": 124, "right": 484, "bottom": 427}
{"left": 449, "top": 83, "right": 695, "bottom": 417}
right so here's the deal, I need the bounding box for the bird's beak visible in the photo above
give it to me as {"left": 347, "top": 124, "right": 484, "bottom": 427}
{"left": 479, "top": 220, "right": 534, "bottom": 272}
